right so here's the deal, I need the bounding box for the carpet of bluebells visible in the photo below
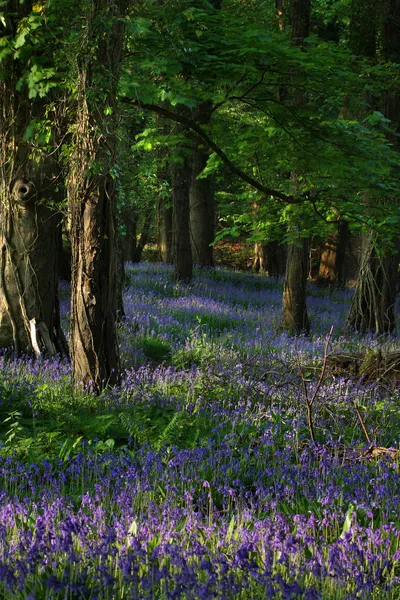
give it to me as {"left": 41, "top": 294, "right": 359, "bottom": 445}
{"left": 1, "top": 262, "right": 400, "bottom": 599}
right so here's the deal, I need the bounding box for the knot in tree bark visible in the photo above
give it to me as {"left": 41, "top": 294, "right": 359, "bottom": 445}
{"left": 11, "top": 178, "right": 36, "bottom": 204}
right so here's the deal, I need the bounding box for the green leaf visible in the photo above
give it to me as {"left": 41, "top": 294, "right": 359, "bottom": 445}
{"left": 340, "top": 504, "right": 355, "bottom": 538}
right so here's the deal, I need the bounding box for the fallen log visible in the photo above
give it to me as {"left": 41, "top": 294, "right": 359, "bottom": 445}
{"left": 326, "top": 350, "right": 400, "bottom": 384}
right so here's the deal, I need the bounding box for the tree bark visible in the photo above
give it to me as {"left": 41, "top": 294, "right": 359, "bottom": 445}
{"left": 345, "top": 0, "right": 400, "bottom": 334}
{"left": 132, "top": 207, "right": 153, "bottom": 263}
{"left": 68, "top": 0, "right": 127, "bottom": 391}
{"left": 349, "top": 0, "right": 378, "bottom": 58}
{"left": 318, "top": 220, "right": 349, "bottom": 288}
{"left": 189, "top": 102, "right": 215, "bottom": 267}
{"left": 189, "top": 142, "right": 215, "bottom": 267}
{"left": 157, "top": 196, "right": 173, "bottom": 263}
{"left": 281, "top": 237, "right": 310, "bottom": 333}
{"left": 172, "top": 151, "right": 193, "bottom": 282}
{"left": 156, "top": 117, "right": 173, "bottom": 263}
{"left": 0, "top": 2, "right": 66, "bottom": 356}
{"left": 253, "top": 242, "right": 286, "bottom": 277}
{"left": 280, "top": 0, "right": 311, "bottom": 334}
{"left": 346, "top": 234, "right": 398, "bottom": 334}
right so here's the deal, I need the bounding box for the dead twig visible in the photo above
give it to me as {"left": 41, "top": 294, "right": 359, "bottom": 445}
{"left": 296, "top": 326, "right": 334, "bottom": 445}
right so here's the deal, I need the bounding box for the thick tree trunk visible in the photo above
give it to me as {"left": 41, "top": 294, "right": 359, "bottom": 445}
{"left": 344, "top": 0, "right": 400, "bottom": 335}
{"left": 281, "top": 238, "right": 310, "bottom": 333}
{"left": 318, "top": 220, "right": 349, "bottom": 288}
{"left": 69, "top": 0, "right": 127, "bottom": 392}
{"left": 189, "top": 143, "right": 215, "bottom": 267}
{"left": 346, "top": 235, "right": 398, "bottom": 334}
{"left": 172, "top": 154, "right": 192, "bottom": 282}
{"left": 0, "top": 3, "right": 66, "bottom": 356}
{"left": 253, "top": 241, "right": 286, "bottom": 277}
{"left": 0, "top": 177, "right": 65, "bottom": 355}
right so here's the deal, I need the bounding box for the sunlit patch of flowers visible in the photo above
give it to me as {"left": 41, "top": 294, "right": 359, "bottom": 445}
{"left": 0, "top": 262, "right": 400, "bottom": 598}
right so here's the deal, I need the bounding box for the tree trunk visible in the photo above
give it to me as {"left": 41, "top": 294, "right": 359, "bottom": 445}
{"left": 345, "top": 0, "right": 400, "bottom": 334}
{"left": 0, "top": 2, "right": 66, "bottom": 356}
{"left": 155, "top": 115, "right": 173, "bottom": 263}
{"left": 68, "top": 0, "right": 127, "bottom": 392}
{"left": 116, "top": 235, "right": 125, "bottom": 321}
{"left": 189, "top": 143, "right": 215, "bottom": 267}
{"left": 189, "top": 102, "right": 215, "bottom": 267}
{"left": 281, "top": 237, "right": 310, "bottom": 333}
{"left": 132, "top": 207, "right": 153, "bottom": 263}
{"left": 280, "top": 0, "right": 311, "bottom": 334}
{"left": 254, "top": 242, "right": 286, "bottom": 277}
{"left": 349, "top": 0, "right": 377, "bottom": 58}
{"left": 318, "top": 220, "right": 349, "bottom": 288}
{"left": 122, "top": 212, "right": 137, "bottom": 262}
{"left": 172, "top": 153, "right": 192, "bottom": 282}
{"left": 157, "top": 197, "right": 173, "bottom": 263}
{"left": 346, "top": 235, "right": 398, "bottom": 334}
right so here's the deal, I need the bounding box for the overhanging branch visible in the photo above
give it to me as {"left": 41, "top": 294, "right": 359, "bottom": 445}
{"left": 120, "top": 96, "right": 297, "bottom": 204}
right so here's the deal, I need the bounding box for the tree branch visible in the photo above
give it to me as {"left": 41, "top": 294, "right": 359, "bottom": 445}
{"left": 120, "top": 96, "right": 297, "bottom": 204}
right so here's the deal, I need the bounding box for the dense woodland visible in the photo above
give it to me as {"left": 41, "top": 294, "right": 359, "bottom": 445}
{"left": 1, "top": 0, "right": 400, "bottom": 598}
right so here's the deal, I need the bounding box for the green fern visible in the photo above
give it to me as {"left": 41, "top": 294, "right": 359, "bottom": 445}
{"left": 119, "top": 411, "right": 151, "bottom": 446}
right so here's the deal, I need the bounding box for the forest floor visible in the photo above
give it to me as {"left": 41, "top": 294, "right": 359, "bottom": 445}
{"left": 0, "top": 262, "right": 400, "bottom": 598}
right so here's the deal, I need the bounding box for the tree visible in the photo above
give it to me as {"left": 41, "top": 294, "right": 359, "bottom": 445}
{"left": 345, "top": 0, "right": 400, "bottom": 334}
{"left": 280, "top": 0, "right": 311, "bottom": 335}
{"left": 68, "top": 0, "right": 128, "bottom": 391}
{"left": 171, "top": 124, "right": 193, "bottom": 282}
{"left": 189, "top": 106, "right": 215, "bottom": 268}
{"left": 318, "top": 220, "right": 349, "bottom": 288}
{"left": 0, "top": 0, "right": 67, "bottom": 356}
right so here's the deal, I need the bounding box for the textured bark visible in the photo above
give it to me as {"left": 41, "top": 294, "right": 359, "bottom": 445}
{"left": 172, "top": 154, "right": 192, "bottom": 282}
{"left": 318, "top": 221, "right": 349, "bottom": 288}
{"left": 289, "top": 0, "right": 310, "bottom": 45}
{"left": 69, "top": 0, "right": 127, "bottom": 391}
{"left": 0, "top": 1, "right": 66, "bottom": 356}
{"left": 346, "top": 235, "right": 398, "bottom": 334}
{"left": 253, "top": 242, "right": 286, "bottom": 277}
{"left": 189, "top": 145, "right": 214, "bottom": 267}
{"left": 281, "top": 238, "right": 310, "bottom": 333}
